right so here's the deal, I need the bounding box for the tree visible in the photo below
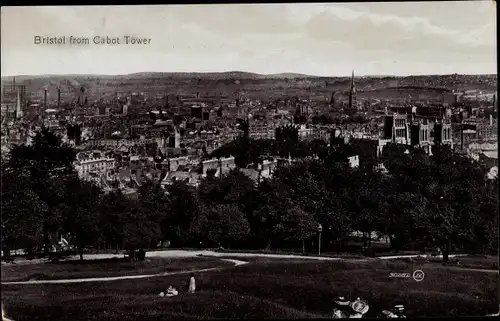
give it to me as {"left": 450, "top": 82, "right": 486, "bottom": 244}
{"left": 252, "top": 179, "right": 295, "bottom": 249}
{"left": 275, "top": 207, "right": 318, "bottom": 254}
{"left": 98, "top": 190, "right": 129, "bottom": 252}
{"left": 190, "top": 204, "right": 250, "bottom": 248}
{"left": 62, "top": 179, "right": 103, "bottom": 260}
{"left": 6, "top": 127, "right": 77, "bottom": 256}
{"left": 137, "top": 180, "right": 169, "bottom": 229}
{"left": 198, "top": 168, "right": 255, "bottom": 213}
{"left": 122, "top": 201, "right": 162, "bottom": 260}
{"left": 378, "top": 192, "right": 428, "bottom": 251}
{"left": 165, "top": 181, "right": 203, "bottom": 247}
{"left": 1, "top": 165, "right": 47, "bottom": 259}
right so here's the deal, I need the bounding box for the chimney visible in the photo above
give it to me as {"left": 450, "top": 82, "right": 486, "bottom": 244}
{"left": 489, "top": 114, "right": 493, "bottom": 126}
{"left": 13, "top": 76, "right": 15, "bottom": 89}
{"left": 16, "top": 87, "right": 22, "bottom": 119}
{"left": 44, "top": 89, "right": 47, "bottom": 108}
{"left": 57, "top": 88, "right": 61, "bottom": 108}
{"left": 460, "top": 122, "right": 464, "bottom": 150}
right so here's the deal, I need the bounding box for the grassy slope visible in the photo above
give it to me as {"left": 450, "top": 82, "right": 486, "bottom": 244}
{"left": 2, "top": 259, "right": 497, "bottom": 320}
{"left": 1, "top": 257, "right": 233, "bottom": 282}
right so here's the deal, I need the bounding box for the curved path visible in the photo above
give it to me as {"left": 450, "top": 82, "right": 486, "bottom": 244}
{"left": 1, "top": 258, "right": 247, "bottom": 285}
{"left": 2, "top": 252, "right": 497, "bottom": 320}
{"left": 2, "top": 251, "right": 496, "bottom": 285}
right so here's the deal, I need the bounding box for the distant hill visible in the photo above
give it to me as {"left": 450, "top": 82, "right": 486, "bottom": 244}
{"left": 1, "top": 71, "right": 321, "bottom": 82}
{"left": 1, "top": 72, "right": 496, "bottom": 103}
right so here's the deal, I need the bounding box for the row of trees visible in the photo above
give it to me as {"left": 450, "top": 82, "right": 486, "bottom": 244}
{"left": 1, "top": 127, "right": 498, "bottom": 262}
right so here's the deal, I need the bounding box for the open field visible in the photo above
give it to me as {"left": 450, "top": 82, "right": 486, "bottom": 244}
{"left": 2, "top": 258, "right": 497, "bottom": 320}
{"left": 1, "top": 257, "right": 233, "bottom": 282}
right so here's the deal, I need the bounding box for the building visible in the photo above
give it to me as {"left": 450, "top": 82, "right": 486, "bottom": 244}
{"left": 347, "top": 155, "right": 360, "bottom": 168}
{"left": 410, "top": 120, "right": 432, "bottom": 153}
{"left": 240, "top": 159, "right": 279, "bottom": 185}
{"left": 433, "top": 118, "right": 453, "bottom": 147}
{"left": 166, "top": 156, "right": 191, "bottom": 172}
{"left": 479, "top": 151, "right": 498, "bottom": 169}
{"left": 297, "top": 124, "right": 329, "bottom": 141}
{"left": 384, "top": 113, "right": 410, "bottom": 145}
{"left": 476, "top": 117, "right": 498, "bottom": 140}
{"left": 167, "top": 127, "right": 181, "bottom": 148}
{"left": 161, "top": 171, "right": 201, "bottom": 188}
{"left": 248, "top": 116, "right": 277, "bottom": 140}
{"left": 201, "top": 156, "right": 236, "bottom": 177}
{"left": 190, "top": 105, "right": 203, "bottom": 119}
{"left": 74, "top": 150, "right": 116, "bottom": 182}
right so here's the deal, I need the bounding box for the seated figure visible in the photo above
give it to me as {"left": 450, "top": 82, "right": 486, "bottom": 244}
{"left": 166, "top": 286, "right": 179, "bottom": 297}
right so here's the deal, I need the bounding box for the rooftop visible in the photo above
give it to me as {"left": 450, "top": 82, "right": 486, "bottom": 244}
{"left": 482, "top": 151, "right": 498, "bottom": 159}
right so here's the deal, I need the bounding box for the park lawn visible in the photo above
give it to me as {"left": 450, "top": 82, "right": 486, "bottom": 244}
{"left": 1, "top": 257, "right": 234, "bottom": 282}
{"left": 211, "top": 255, "right": 315, "bottom": 264}
{"left": 395, "top": 255, "right": 499, "bottom": 271}
{"left": 435, "top": 255, "right": 498, "bottom": 270}
{"left": 214, "top": 248, "right": 367, "bottom": 259}
{"left": 2, "top": 259, "right": 497, "bottom": 320}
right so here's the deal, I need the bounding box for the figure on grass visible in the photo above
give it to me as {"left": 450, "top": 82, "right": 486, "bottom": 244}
{"left": 188, "top": 273, "right": 196, "bottom": 293}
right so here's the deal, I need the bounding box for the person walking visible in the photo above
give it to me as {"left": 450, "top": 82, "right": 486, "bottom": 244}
{"left": 188, "top": 273, "right": 196, "bottom": 293}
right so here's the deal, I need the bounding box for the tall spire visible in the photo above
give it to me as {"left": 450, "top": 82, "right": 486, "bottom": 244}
{"left": 16, "top": 86, "right": 22, "bottom": 119}
{"left": 349, "top": 70, "right": 356, "bottom": 109}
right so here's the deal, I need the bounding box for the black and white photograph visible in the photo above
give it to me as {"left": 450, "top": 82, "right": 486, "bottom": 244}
{"left": 1, "top": 2, "right": 498, "bottom": 320}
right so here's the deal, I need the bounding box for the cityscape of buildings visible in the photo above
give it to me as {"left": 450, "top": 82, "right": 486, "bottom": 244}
{"left": 1, "top": 71, "right": 498, "bottom": 195}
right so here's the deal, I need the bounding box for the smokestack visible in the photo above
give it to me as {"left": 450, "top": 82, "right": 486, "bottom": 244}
{"left": 44, "top": 89, "right": 47, "bottom": 108}
{"left": 460, "top": 119, "right": 464, "bottom": 151}
{"left": 490, "top": 114, "right": 493, "bottom": 126}
{"left": 13, "top": 76, "right": 15, "bottom": 89}
{"left": 16, "top": 87, "right": 23, "bottom": 119}
{"left": 57, "top": 88, "right": 61, "bottom": 108}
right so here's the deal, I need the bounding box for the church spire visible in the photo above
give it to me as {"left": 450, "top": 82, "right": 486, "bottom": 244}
{"left": 348, "top": 70, "right": 356, "bottom": 109}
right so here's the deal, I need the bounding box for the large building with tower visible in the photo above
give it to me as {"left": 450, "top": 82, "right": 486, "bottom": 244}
{"left": 383, "top": 113, "right": 410, "bottom": 145}
{"left": 383, "top": 112, "right": 454, "bottom": 153}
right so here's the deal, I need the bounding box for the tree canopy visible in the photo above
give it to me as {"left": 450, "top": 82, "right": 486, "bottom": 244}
{"left": 2, "top": 127, "right": 497, "bottom": 262}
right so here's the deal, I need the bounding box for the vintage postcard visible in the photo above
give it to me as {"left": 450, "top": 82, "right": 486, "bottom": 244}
{"left": 1, "top": 2, "right": 498, "bottom": 320}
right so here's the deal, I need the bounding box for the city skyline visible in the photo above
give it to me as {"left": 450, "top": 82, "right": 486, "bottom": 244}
{"left": 1, "top": 2, "right": 497, "bottom": 77}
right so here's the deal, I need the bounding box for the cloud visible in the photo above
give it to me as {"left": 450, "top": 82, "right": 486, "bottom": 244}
{"left": 0, "top": 3, "right": 496, "bottom": 76}
{"left": 301, "top": 6, "right": 493, "bottom": 56}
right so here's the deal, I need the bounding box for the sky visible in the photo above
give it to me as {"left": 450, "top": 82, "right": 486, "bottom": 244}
{"left": 1, "top": 2, "right": 497, "bottom": 77}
